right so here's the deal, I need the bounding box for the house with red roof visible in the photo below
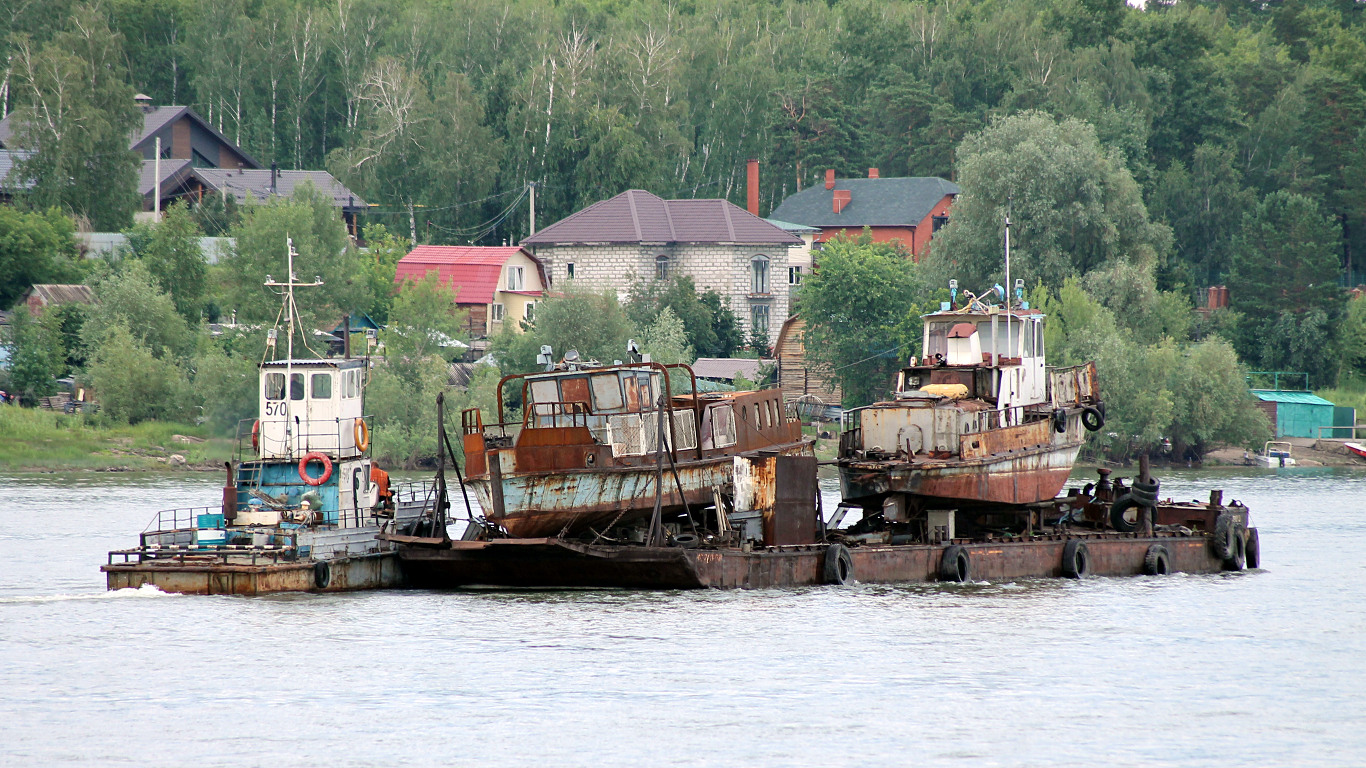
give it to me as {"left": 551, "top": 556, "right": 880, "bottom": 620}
{"left": 394, "top": 245, "right": 547, "bottom": 338}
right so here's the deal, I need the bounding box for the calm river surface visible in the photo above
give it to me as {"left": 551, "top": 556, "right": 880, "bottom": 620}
{"left": 1, "top": 467, "right": 1364, "bottom": 767}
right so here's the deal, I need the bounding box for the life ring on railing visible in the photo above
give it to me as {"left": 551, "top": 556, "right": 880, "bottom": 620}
{"left": 299, "top": 452, "right": 333, "bottom": 486}
{"left": 354, "top": 418, "right": 370, "bottom": 452}
{"left": 251, "top": 419, "right": 260, "bottom": 451}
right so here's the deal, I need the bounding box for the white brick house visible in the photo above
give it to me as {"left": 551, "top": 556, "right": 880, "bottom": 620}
{"left": 521, "top": 190, "right": 803, "bottom": 345}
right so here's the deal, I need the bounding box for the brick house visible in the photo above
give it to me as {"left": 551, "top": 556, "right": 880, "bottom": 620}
{"left": 520, "top": 189, "right": 802, "bottom": 345}
{"left": 768, "top": 170, "right": 959, "bottom": 260}
{"left": 394, "top": 246, "right": 547, "bottom": 338}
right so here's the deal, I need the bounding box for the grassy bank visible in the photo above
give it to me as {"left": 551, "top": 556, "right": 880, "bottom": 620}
{"left": 0, "top": 406, "right": 234, "bottom": 471}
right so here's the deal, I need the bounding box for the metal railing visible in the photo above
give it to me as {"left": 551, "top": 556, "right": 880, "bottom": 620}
{"left": 235, "top": 414, "right": 374, "bottom": 461}
{"left": 1317, "top": 424, "right": 1366, "bottom": 439}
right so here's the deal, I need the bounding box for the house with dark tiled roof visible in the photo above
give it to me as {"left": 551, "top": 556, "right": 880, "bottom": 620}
{"left": 394, "top": 245, "right": 547, "bottom": 338}
{"left": 521, "top": 189, "right": 803, "bottom": 346}
{"left": 1, "top": 95, "right": 365, "bottom": 235}
{"left": 768, "top": 170, "right": 959, "bottom": 260}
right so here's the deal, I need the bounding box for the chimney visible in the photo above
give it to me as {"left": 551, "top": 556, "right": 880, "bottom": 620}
{"left": 868, "top": 168, "right": 879, "bottom": 179}
{"left": 270, "top": 162, "right": 278, "bottom": 195}
{"left": 824, "top": 169, "right": 836, "bottom": 190}
{"left": 832, "top": 190, "right": 851, "bottom": 214}
{"left": 134, "top": 93, "right": 154, "bottom": 113}
{"left": 746, "top": 159, "right": 760, "bottom": 216}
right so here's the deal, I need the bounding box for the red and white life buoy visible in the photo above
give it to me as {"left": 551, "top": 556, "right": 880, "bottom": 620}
{"left": 299, "top": 452, "right": 333, "bottom": 486}
{"left": 251, "top": 419, "right": 260, "bottom": 451}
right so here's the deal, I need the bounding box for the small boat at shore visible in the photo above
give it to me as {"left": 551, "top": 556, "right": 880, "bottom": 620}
{"left": 1249, "top": 441, "right": 1296, "bottom": 467}
{"left": 455, "top": 352, "right": 813, "bottom": 538}
{"left": 1343, "top": 442, "right": 1366, "bottom": 461}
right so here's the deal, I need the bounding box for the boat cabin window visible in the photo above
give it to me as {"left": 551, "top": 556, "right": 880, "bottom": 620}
{"left": 311, "top": 373, "right": 332, "bottom": 399}
{"left": 529, "top": 379, "right": 559, "bottom": 408}
{"left": 591, "top": 374, "right": 624, "bottom": 410}
{"left": 975, "top": 322, "right": 994, "bottom": 356}
{"left": 925, "top": 322, "right": 950, "bottom": 358}
{"left": 1021, "top": 322, "right": 1035, "bottom": 358}
{"left": 290, "top": 373, "right": 305, "bottom": 401}
{"left": 265, "top": 373, "right": 285, "bottom": 401}
{"left": 343, "top": 369, "right": 361, "bottom": 399}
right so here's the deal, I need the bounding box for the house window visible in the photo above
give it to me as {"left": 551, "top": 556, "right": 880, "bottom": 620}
{"left": 932, "top": 214, "right": 949, "bottom": 233}
{"left": 655, "top": 254, "right": 670, "bottom": 280}
{"left": 751, "top": 254, "right": 770, "bottom": 294}
{"left": 506, "top": 266, "right": 525, "bottom": 291}
{"left": 751, "top": 304, "right": 770, "bottom": 339}
{"left": 566, "top": 262, "right": 575, "bottom": 279}
{"left": 525, "top": 301, "right": 536, "bottom": 321}
{"left": 491, "top": 303, "right": 505, "bottom": 322}
{"left": 788, "top": 265, "right": 803, "bottom": 286}
{"left": 191, "top": 148, "right": 215, "bottom": 169}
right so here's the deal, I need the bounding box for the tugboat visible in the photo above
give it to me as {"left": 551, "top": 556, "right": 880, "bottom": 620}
{"left": 102, "top": 239, "right": 423, "bottom": 595}
{"left": 455, "top": 348, "right": 813, "bottom": 538}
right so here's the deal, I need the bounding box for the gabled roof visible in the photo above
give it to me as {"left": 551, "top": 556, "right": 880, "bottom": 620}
{"left": 21, "top": 284, "right": 94, "bottom": 306}
{"left": 189, "top": 168, "right": 366, "bottom": 211}
{"left": 691, "top": 357, "right": 768, "bottom": 381}
{"left": 1, "top": 105, "right": 260, "bottom": 168}
{"left": 1252, "top": 390, "right": 1335, "bottom": 406}
{"left": 394, "top": 246, "right": 543, "bottom": 305}
{"left": 522, "top": 190, "right": 801, "bottom": 246}
{"left": 138, "top": 158, "right": 193, "bottom": 196}
{"left": 131, "top": 106, "right": 260, "bottom": 168}
{"left": 0, "top": 149, "right": 34, "bottom": 191}
{"left": 769, "top": 177, "right": 960, "bottom": 228}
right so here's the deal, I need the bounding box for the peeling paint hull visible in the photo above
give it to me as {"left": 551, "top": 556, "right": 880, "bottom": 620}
{"left": 839, "top": 438, "right": 1084, "bottom": 507}
{"left": 101, "top": 552, "right": 403, "bottom": 595}
{"left": 470, "top": 443, "right": 814, "bottom": 538}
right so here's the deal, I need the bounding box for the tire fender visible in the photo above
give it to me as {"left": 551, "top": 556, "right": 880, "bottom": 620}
{"left": 313, "top": 560, "right": 331, "bottom": 590}
{"left": 1143, "top": 544, "right": 1171, "bottom": 576}
{"left": 824, "top": 544, "right": 855, "bottom": 585}
{"left": 939, "top": 545, "right": 971, "bottom": 583}
{"left": 1062, "top": 540, "right": 1090, "bottom": 579}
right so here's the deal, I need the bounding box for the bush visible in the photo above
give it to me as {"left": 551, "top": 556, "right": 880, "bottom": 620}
{"left": 87, "top": 325, "right": 192, "bottom": 424}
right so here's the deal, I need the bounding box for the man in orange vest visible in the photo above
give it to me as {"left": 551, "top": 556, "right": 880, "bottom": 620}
{"left": 370, "top": 464, "right": 394, "bottom": 512}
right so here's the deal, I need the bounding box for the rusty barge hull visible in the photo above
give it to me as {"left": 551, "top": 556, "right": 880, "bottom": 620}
{"left": 101, "top": 552, "right": 403, "bottom": 595}
{"left": 472, "top": 443, "right": 813, "bottom": 538}
{"left": 839, "top": 437, "right": 1083, "bottom": 507}
{"left": 391, "top": 532, "right": 1240, "bottom": 590}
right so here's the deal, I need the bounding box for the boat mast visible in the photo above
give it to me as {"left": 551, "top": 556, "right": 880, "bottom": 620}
{"left": 264, "top": 237, "right": 323, "bottom": 455}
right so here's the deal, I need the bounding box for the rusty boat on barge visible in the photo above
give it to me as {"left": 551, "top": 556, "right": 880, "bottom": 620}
{"left": 384, "top": 450, "right": 1260, "bottom": 589}
{"left": 838, "top": 290, "right": 1107, "bottom": 525}
{"left": 456, "top": 355, "right": 812, "bottom": 538}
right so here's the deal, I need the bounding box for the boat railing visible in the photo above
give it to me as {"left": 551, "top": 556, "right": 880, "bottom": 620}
{"left": 234, "top": 414, "right": 374, "bottom": 461}
{"left": 108, "top": 528, "right": 302, "bottom": 566}
{"left": 142, "top": 505, "right": 221, "bottom": 535}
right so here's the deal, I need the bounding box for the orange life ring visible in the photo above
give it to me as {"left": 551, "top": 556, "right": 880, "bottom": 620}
{"left": 354, "top": 418, "right": 370, "bottom": 452}
{"left": 299, "top": 452, "right": 333, "bottom": 486}
{"left": 251, "top": 419, "right": 260, "bottom": 451}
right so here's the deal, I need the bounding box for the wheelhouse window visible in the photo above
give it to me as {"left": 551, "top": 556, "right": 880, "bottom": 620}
{"left": 655, "top": 254, "right": 670, "bottom": 280}
{"left": 311, "top": 373, "right": 332, "bottom": 399}
{"left": 751, "top": 255, "right": 770, "bottom": 294}
{"left": 265, "top": 373, "right": 285, "bottom": 400}
{"left": 506, "top": 265, "right": 525, "bottom": 291}
{"left": 289, "top": 373, "right": 305, "bottom": 401}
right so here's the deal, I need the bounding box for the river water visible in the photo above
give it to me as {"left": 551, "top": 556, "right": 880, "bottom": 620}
{"left": 1, "top": 467, "right": 1363, "bottom": 767}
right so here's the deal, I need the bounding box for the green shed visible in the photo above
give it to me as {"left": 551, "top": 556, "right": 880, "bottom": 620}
{"left": 1251, "top": 390, "right": 1337, "bottom": 438}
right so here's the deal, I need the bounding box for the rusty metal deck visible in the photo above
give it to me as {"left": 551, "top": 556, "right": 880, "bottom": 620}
{"left": 388, "top": 531, "right": 1244, "bottom": 590}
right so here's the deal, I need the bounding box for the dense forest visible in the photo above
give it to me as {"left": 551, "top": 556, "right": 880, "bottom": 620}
{"left": 3, "top": 0, "right": 1366, "bottom": 463}
{"left": 3, "top": 0, "right": 1365, "bottom": 284}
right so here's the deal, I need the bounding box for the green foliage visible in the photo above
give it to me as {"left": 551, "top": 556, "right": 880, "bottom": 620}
{"left": 638, "top": 307, "right": 694, "bottom": 365}
{"left": 797, "top": 234, "right": 920, "bottom": 406}
{"left": 6, "top": 4, "right": 141, "bottom": 229}
{"left": 3, "top": 306, "right": 65, "bottom": 404}
{"left": 385, "top": 271, "right": 469, "bottom": 372}
{"left": 190, "top": 345, "right": 259, "bottom": 434}
{"left": 188, "top": 193, "right": 243, "bottom": 237}
{"left": 1164, "top": 337, "right": 1272, "bottom": 456}
{"left": 0, "top": 207, "right": 81, "bottom": 307}
{"left": 122, "top": 203, "right": 207, "bottom": 321}
{"left": 82, "top": 260, "right": 194, "bottom": 360}
{"left": 490, "top": 289, "right": 635, "bottom": 374}
{"left": 358, "top": 223, "right": 408, "bottom": 323}
{"left": 219, "top": 183, "right": 366, "bottom": 326}
{"left": 927, "top": 111, "right": 1172, "bottom": 289}
{"left": 87, "top": 324, "right": 192, "bottom": 424}
{"left": 626, "top": 276, "right": 741, "bottom": 359}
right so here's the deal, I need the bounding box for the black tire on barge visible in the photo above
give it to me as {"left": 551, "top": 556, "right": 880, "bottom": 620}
{"left": 1245, "top": 528, "right": 1261, "bottom": 569}
{"left": 824, "top": 544, "right": 855, "bottom": 585}
{"left": 1143, "top": 544, "right": 1171, "bottom": 576}
{"left": 939, "top": 545, "right": 971, "bottom": 583}
{"left": 1213, "top": 513, "right": 1246, "bottom": 570}
{"left": 1062, "top": 540, "right": 1090, "bottom": 579}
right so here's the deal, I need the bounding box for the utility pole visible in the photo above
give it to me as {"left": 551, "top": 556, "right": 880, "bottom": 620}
{"left": 528, "top": 181, "right": 537, "bottom": 237}
{"left": 154, "top": 137, "right": 161, "bottom": 220}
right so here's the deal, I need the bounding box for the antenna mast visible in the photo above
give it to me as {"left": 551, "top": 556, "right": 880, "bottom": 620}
{"left": 264, "top": 237, "right": 324, "bottom": 455}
